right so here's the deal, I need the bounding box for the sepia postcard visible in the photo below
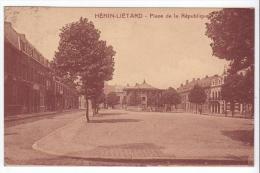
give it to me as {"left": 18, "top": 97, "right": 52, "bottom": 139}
{"left": 2, "top": 5, "right": 258, "bottom": 172}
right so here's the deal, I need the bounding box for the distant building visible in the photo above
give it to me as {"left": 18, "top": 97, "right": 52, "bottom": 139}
{"left": 104, "top": 83, "right": 125, "bottom": 108}
{"left": 176, "top": 71, "right": 250, "bottom": 115}
{"left": 123, "top": 80, "right": 162, "bottom": 110}
{"left": 177, "top": 75, "right": 224, "bottom": 114}
{"left": 208, "top": 74, "right": 226, "bottom": 114}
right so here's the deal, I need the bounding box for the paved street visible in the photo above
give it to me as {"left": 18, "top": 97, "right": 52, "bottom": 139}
{"left": 5, "top": 109, "right": 254, "bottom": 166}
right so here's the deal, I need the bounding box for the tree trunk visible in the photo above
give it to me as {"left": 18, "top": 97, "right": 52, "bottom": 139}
{"left": 243, "top": 103, "right": 246, "bottom": 118}
{"left": 225, "top": 102, "right": 227, "bottom": 117}
{"left": 92, "top": 108, "right": 95, "bottom": 116}
{"left": 92, "top": 102, "right": 96, "bottom": 116}
{"left": 251, "top": 104, "right": 254, "bottom": 118}
{"left": 96, "top": 106, "right": 99, "bottom": 114}
{"left": 85, "top": 98, "right": 90, "bottom": 122}
{"left": 231, "top": 101, "right": 234, "bottom": 117}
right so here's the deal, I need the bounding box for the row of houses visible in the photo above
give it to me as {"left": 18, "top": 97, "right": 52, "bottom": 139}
{"left": 177, "top": 74, "right": 227, "bottom": 114}
{"left": 4, "top": 22, "right": 79, "bottom": 116}
{"left": 105, "top": 72, "right": 250, "bottom": 116}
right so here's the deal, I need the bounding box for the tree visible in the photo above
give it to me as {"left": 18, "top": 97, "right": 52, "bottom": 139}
{"left": 222, "top": 71, "right": 254, "bottom": 116}
{"left": 188, "top": 85, "right": 207, "bottom": 114}
{"left": 240, "top": 69, "right": 254, "bottom": 105}
{"left": 161, "top": 87, "right": 181, "bottom": 112}
{"left": 89, "top": 81, "right": 106, "bottom": 116}
{"left": 106, "top": 92, "right": 119, "bottom": 108}
{"left": 206, "top": 9, "right": 254, "bottom": 73}
{"left": 206, "top": 9, "right": 254, "bottom": 117}
{"left": 241, "top": 69, "right": 254, "bottom": 116}
{"left": 147, "top": 92, "right": 160, "bottom": 111}
{"left": 221, "top": 73, "right": 243, "bottom": 116}
{"left": 53, "top": 17, "right": 115, "bottom": 122}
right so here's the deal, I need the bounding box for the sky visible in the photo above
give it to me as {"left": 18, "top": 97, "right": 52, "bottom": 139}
{"left": 5, "top": 7, "right": 229, "bottom": 89}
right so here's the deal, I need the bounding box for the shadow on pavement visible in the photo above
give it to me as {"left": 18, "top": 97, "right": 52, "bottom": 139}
{"left": 221, "top": 130, "right": 254, "bottom": 146}
{"left": 98, "top": 112, "right": 128, "bottom": 116}
{"left": 90, "top": 118, "right": 140, "bottom": 123}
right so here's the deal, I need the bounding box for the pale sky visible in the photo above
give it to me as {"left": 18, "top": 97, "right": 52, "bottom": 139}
{"left": 5, "top": 7, "right": 228, "bottom": 89}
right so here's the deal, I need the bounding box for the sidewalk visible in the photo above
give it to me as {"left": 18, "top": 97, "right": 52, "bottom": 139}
{"left": 201, "top": 112, "right": 254, "bottom": 119}
{"left": 4, "top": 109, "right": 81, "bottom": 121}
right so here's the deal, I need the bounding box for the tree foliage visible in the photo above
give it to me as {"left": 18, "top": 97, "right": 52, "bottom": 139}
{"left": 188, "top": 85, "right": 207, "bottom": 105}
{"left": 241, "top": 69, "right": 254, "bottom": 104}
{"left": 161, "top": 87, "right": 181, "bottom": 108}
{"left": 221, "top": 74, "right": 244, "bottom": 103}
{"left": 106, "top": 92, "right": 119, "bottom": 108}
{"left": 222, "top": 70, "right": 254, "bottom": 115}
{"left": 147, "top": 92, "right": 160, "bottom": 107}
{"left": 206, "top": 9, "right": 254, "bottom": 116}
{"left": 206, "top": 8, "right": 254, "bottom": 73}
{"left": 53, "top": 17, "right": 116, "bottom": 121}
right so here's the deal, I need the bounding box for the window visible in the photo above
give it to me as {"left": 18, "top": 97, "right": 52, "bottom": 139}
{"left": 11, "top": 85, "right": 18, "bottom": 104}
{"left": 40, "top": 92, "right": 44, "bottom": 106}
{"left": 20, "top": 40, "right": 25, "bottom": 51}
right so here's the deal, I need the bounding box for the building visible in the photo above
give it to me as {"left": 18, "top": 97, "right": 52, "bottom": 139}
{"left": 103, "top": 83, "right": 125, "bottom": 108}
{"left": 123, "top": 80, "right": 162, "bottom": 110}
{"left": 176, "top": 71, "right": 251, "bottom": 116}
{"left": 209, "top": 74, "right": 226, "bottom": 114}
{"left": 177, "top": 74, "right": 226, "bottom": 114}
{"left": 4, "top": 21, "right": 79, "bottom": 116}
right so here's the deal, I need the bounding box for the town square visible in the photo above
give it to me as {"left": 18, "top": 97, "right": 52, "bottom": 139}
{"left": 4, "top": 7, "right": 255, "bottom": 166}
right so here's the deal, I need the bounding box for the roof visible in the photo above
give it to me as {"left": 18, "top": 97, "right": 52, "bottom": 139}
{"left": 104, "top": 83, "right": 124, "bottom": 94}
{"left": 4, "top": 21, "right": 50, "bottom": 68}
{"left": 124, "top": 80, "right": 160, "bottom": 91}
{"left": 177, "top": 75, "right": 220, "bottom": 93}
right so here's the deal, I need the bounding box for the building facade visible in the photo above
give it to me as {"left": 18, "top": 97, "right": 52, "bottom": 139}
{"left": 176, "top": 72, "right": 249, "bottom": 115}
{"left": 123, "top": 80, "right": 162, "bottom": 110}
{"left": 209, "top": 75, "right": 226, "bottom": 114}
{"left": 4, "top": 22, "right": 79, "bottom": 116}
{"left": 177, "top": 75, "right": 219, "bottom": 114}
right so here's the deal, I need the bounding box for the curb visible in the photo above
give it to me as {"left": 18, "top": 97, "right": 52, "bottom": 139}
{"left": 5, "top": 109, "right": 83, "bottom": 121}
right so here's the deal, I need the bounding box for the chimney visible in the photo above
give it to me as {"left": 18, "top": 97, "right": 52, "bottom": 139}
{"left": 197, "top": 78, "right": 200, "bottom": 80}
{"left": 192, "top": 78, "right": 195, "bottom": 81}
{"left": 186, "top": 80, "right": 189, "bottom": 84}
{"left": 205, "top": 75, "right": 208, "bottom": 78}
{"left": 19, "top": 33, "right": 26, "bottom": 41}
{"left": 181, "top": 83, "right": 183, "bottom": 87}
